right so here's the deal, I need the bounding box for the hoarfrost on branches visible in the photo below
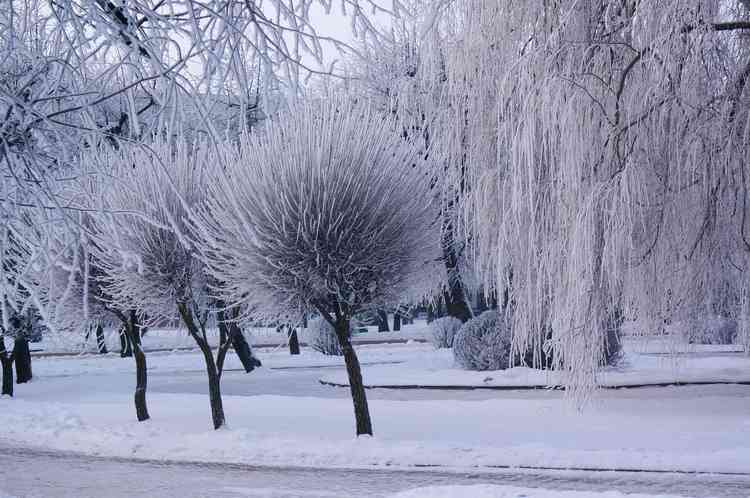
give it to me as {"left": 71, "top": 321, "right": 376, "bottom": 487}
{"left": 197, "top": 97, "right": 440, "bottom": 321}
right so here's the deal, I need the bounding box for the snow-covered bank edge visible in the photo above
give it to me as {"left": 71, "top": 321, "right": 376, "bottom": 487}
{"left": 389, "top": 485, "right": 696, "bottom": 498}
{"left": 2, "top": 391, "right": 749, "bottom": 476}
{"left": 319, "top": 352, "right": 750, "bottom": 390}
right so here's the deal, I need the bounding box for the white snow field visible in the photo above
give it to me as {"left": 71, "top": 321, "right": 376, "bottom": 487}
{"left": 2, "top": 341, "right": 749, "bottom": 476}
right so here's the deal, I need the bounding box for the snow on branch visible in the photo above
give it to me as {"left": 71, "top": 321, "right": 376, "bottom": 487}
{"left": 196, "top": 96, "right": 440, "bottom": 322}
{"left": 84, "top": 136, "right": 213, "bottom": 325}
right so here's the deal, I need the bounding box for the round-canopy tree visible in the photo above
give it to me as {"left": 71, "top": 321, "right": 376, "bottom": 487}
{"left": 197, "top": 98, "right": 439, "bottom": 436}
{"left": 87, "top": 137, "right": 232, "bottom": 429}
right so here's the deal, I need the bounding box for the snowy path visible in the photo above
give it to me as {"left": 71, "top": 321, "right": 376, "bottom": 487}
{"left": 1, "top": 444, "right": 749, "bottom": 498}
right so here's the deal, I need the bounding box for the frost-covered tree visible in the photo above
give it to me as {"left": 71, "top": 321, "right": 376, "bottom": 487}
{"left": 86, "top": 136, "right": 235, "bottom": 429}
{"left": 197, "top": 98, "right": 439, "bottom": 435}
{"left": 347, "top": 2, "right": 480, "bottom": 323}
{"left": 427, "top": 0, "right": 750, "bottom": 394}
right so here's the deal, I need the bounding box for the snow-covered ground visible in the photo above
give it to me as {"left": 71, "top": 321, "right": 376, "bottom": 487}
{"left": 23, "top": 320, "right": 429, "bottom": 355}
{"left": 2, "top": 342, "right": 749, "bottom": 477}
{"left": 28, "top": 342, "right": 436, "bottom": 378}
{"left": 0, "top": 485, "right": 699, "bottom": 498}
{"left": 319, "top": 349, "right": 750, "bottom": 388}
{"left": 390, "top": 486, "right": 692, "bottom": 498}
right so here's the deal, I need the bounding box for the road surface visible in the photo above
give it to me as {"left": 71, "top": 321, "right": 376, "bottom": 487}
{"left": 1, "top": 444, "right": 749, "bottom": 498}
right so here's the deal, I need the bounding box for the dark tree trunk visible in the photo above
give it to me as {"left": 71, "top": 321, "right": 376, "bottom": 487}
{"left": 13, "top": 337, "right": 32, "bottom": 384}
{"left": 335, "top": 317, "right": 373, "bottom": 436}
{"left": 215, "top": 323, "right": 234, "bottom": 379}
{"left": 95, "top": 324, "right": 108, "bottom": 354}
{"left": 442, "top": 216, "right": 473, "bottom": 323}
{"left": 230, "top": 325, "right": 261, "bottom": 372}
{"left": 119, "top": 326, "right": 133, "bottom": 357}
{"left": 216, "top": 304, "right": 260, "bottom": 373}
{"left": 123, "top": 311, "right": 149, "bottom": 422}
{"left": 393, "top": 313, "right": 401, "bottom": 331}
{"left": 288, "top": 326, "right": 300, "bottom": 355}
{"left": 377, "top": 310, "right": 389, "bottom": 332}
{"left": 178, "top": 303, "right": 225, "bottom": 430}
{"left": 0, "top": 339, "right": 13, "bottom": 397}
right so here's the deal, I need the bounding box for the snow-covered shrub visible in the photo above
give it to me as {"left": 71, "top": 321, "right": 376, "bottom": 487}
{"left": 453, "top": 310, "right": 512, "bottom": 371}
{"left": 309, "top": 318, "right": 355, "bottom": 356}
{"left": 686, "top": 316, "right": 738, "bottom": 345}
{"left": 429, "top": 316, "right": 462, "bottom": 349}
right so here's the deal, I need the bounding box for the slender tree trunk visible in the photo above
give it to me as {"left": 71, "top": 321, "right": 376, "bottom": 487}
{"left": 119, "top": 326, "right": 133, "bottom": 358}
{"left": 377, "top": 310, "right": 389, "bottom": 332}
{"left": 13, "top": 337, "right": 32, "bottom": 384}
{"left": 0, "top": 338, "right": 13, "bottom": 397}
{"left": 215, "top": 323, "right": 233, "bottom": 378}
{"left": 124, "top": 311, "right": 149, "bottom": 422}
{"left": 178, "top": 302, "right": 225, "bottom": 430}
{"left": 95, "top": 324, "right": 108, "bottom": 354}
{"left": 393, "top": 312, "right": 401, "bottom": 331}
{"left": 334, "top": 317, "right": 372, "bottom": 436}
{"left": 288, "top": 326, "right": 300, "bottom": 355}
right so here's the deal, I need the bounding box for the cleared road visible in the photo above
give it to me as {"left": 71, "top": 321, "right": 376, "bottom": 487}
{"left": 1, "top": 445, "right": 750, "bottom": 498}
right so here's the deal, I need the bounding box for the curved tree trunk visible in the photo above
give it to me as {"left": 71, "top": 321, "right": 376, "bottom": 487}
{"left": 335, "top": 317, "right": 373, "bottom": 436}
{"left": 178, "top": 302, "right": 225, "bottom": 430}
{"left": 124, "top": 311, "right": 149, "bottom": 421}
{"left": 230, "top": 325, "right": 261, "bottom": 372}
{"left": 217, "top": 306, "right": 260, "bottom": 374}
{"left": 13, "top": 337, "right": 32, "bottom": 384}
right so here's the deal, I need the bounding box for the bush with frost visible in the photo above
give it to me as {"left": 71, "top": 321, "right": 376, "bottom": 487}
{"left": 429, "top": 316, "right": 462, "bottom": 349}
{"left": 453, "top": 310, "right": 512, "bottom": 371}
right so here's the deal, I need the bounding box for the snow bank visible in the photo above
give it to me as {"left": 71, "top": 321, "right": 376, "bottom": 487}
{"left": 2, "top": 385, "right": 749, "bottom": 474}
{"left": 389, "top": 486, "right": 691, "bottom": 498}
{"left": 3, "top": 343, "right": 749, "bottom": 475}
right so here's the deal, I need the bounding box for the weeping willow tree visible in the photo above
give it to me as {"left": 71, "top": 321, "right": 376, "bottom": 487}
{"left": 436, "top": 0, "right": 750, "bottom": 394}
